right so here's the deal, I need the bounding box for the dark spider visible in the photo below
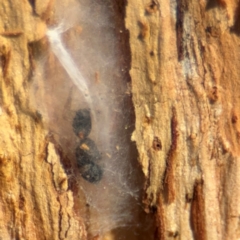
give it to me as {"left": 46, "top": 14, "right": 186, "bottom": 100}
{"left": 72, "top": 109, "right": 91, "bottom": 139}
{"left": 73, "top": 109, "right": 103, "bottom": 183}
{"left": 80, "top": 162, "right": 103, "bottom": 183}
{"left": 75, "top": 138, "right": 101, "bottom": 168}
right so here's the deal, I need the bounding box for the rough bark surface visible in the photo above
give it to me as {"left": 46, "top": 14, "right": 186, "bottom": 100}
{"left": 0, "top": 0, "right": 239, "bottom": 240}
{"left": 0, "top": 1, "right": 86, "bottom": 240}
{"left": 126, "top": 0, "right": 240, "bottom": 239}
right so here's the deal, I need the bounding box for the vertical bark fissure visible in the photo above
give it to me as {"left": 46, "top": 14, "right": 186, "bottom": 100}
{"left": 176, "top": 0, "right": 186, "bottom": 61}
{"left": 190, "top": 180, "right": 206, "bottom": 240}
{"left": 163, "top": 107, "right": 178, "bottom": 204}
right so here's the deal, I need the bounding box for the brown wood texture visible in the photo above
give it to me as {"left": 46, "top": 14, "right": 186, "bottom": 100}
{"left": 0, "top": 1, "right": 86, "bottom": 240}
{"left": 126, "top": 0, "right": 240, "bottom": 239}
{"left": 0, "top": 0, "right": 240, "bottom": 240}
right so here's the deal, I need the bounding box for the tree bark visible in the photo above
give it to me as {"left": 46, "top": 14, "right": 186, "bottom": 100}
{"left": 0, "top": 0, "right": 239, "bottom": 240}
{"left": 0, "top": 1, "right": 86, "bottom": 240}
{"left": 126, "top": 0, "right": 240, "bottom": 239}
